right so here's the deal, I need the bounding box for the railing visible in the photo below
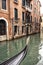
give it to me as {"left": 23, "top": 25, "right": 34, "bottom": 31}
{"left": 13, "top": 18, "right": 20, "bottom": 23}
{"left": 25, "top": 2, "right": 32, "bottom": 12}
{"left": 25, "top": 5, "right": 32, "bottom": 12}
{"left": 25, "top": 20, "right": 32, "bottom": 23}
{"left": 22, "top": 20, "right": 32, "bottom": 24}
{"left": 22, "top": 0, "right": 32, "bottom": 11}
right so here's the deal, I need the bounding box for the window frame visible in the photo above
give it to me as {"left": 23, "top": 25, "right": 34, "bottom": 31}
{"left": 22, "top": 12, "right": 25, "bottom": 22}
{"left": 22, "top": 0, "right": 25, "bottom": 7}
{"left": 2, "top": 0, "right": 6, "bottom": 10}
{"left": 14, "top": 8, "right": 18, "bottom": 20}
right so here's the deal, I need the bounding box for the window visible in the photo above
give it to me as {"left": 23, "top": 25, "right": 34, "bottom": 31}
{"left": 14, "top": 8, "right": 18, "bottom": 20}
{"left": 34, "top": 8, "right": 36, "bottom": 13}
{"left": 22, "top": 26, "right": 25, "bottom": 34}
{"left": 2, "top": 0, "right": 6, "bottom": 10}
{"left": 34, "top": 17, "right": 36, "bottom": 23}
{"left": 26, "top": 13, "right": 30, "bottom": 23}
{"left": 14, "top": 26, "right": 17, "bottom": 35}
{"left": 14, "top": 0, "right": 18, "bottom": 3}
{"left": 30, "top": 16, "right": 32, "bottom": 22}
{"left": 0, "top": 20, "right": 6, "bottom": 35}
{"left": 30, "top": 4, "right": 32, "bottom": 9}
{"left": 22, "top": 0, "right": 25, "bottom": 6}
{"left": 22, "top": 12, "right": 25, "bottom": 21}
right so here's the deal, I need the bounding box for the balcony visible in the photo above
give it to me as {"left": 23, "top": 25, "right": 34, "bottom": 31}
{"left": 11, "top": 18, "right": 20, "bottom": 23}
{"left": 40, "top": 16, "right": 42, "bottom": 22}
{"left": 25, "top": 2, "right": 32, "bottom": 12}
{"left": 14, "top": 18, "right": 20, "bottom": 23}
{"left": 25, "top": 6, "right": 32, "bottom": 12}
{"left": 25, "top": 19, "right": 32, "bottom": 24}
{"left": 22, "top": 20, "right": 32, "bottom": 24}
{"left": 22, "top": 0, "right": 32, "bottom": 10}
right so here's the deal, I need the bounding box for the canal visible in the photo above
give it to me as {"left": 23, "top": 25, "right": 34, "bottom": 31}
{"left": 0, "top": 33, "right": 43, "bottom": 65}
{"left": 20, "top": 33, "right": 43, "bottom": 65}
{"left": 0, "top": 37, "right": 27, "bottom": 64}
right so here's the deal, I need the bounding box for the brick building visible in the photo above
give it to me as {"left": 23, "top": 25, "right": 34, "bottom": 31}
{"left": 32, "top": 0, "right": 41, "bottom": 33}
{"left": 0, "top": 0, "right": 41, "bottom": 41}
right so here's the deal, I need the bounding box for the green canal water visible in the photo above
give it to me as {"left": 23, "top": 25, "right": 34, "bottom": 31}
{"left": 0, "top": 33, "right": 43, "bottom": 65}
{"left": 0, "top": 37, "right": 27, "bottom": 64}
{"left": 20, "top": 34, "right": 41, "bottom": 65}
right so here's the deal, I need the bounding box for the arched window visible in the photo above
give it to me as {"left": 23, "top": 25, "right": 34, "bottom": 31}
{"left": 0, "top": 20, "right": 6, "bottom": 35}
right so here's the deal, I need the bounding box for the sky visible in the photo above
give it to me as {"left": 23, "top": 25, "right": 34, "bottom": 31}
{"left": 39, "top": 0, "right": 43, "bottom": 14}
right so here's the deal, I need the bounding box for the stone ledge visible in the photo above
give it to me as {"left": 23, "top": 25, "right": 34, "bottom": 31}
{"left": 0, "top": 35, "right": 6, "bottom": 41}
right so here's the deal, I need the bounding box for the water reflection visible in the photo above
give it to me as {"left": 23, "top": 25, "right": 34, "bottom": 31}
{"left": 20, "top": 34, "right": 41, "bottom": 65}
{"left": 39, "top": 30, "right": 43, "bottom": 57}
{"left": 39, "top": 45, "right": 43, "bottom": 57}
{"left": 1, "top": 33, "right": 43, "bottom": 65}
{"left": 36, "top": 31, "right": 43, "bottom": 65}
{"left": 0, "top": 37, "right": 27, "bottom": 64}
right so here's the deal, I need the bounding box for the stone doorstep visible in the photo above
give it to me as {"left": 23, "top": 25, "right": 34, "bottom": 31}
{"left": 0, "top": 35, "right": 6, "bottom": 41}
{"left": 14, "top": 34, "right": 26, "bottom": 38}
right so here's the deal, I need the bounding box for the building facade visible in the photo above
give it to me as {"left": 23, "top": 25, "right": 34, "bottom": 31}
{"left": 41, "top": 15, "right": 43, "bottom": 31}
{"left": 0, "top": 0, "right": 41, "bottom": 41}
